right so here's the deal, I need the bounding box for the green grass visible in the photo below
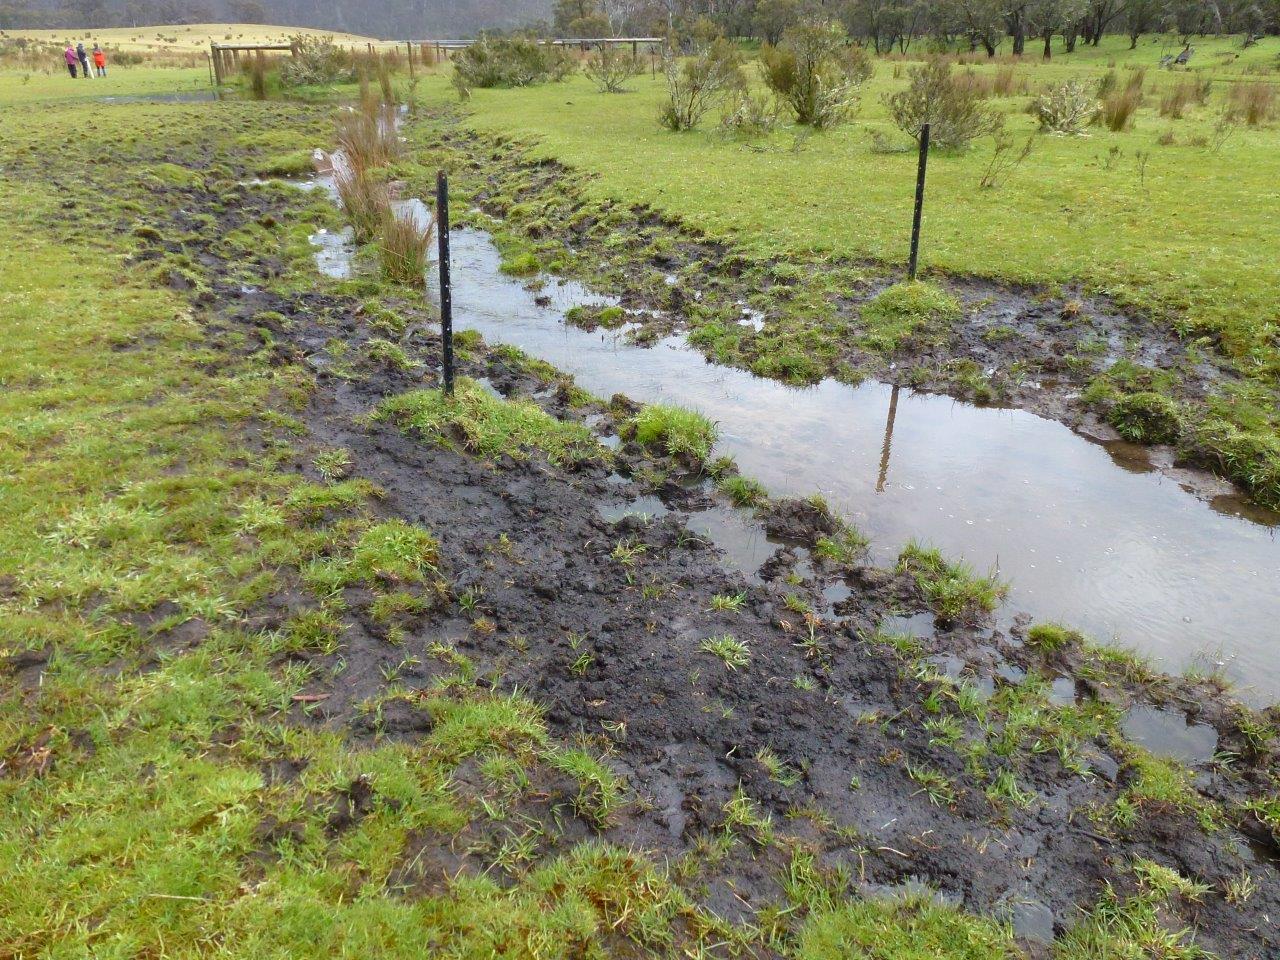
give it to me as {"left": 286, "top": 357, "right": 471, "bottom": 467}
{"left": 700, "top": 633, "right": 751, "bottom": 670}
{"left": 859, "top": 280, "right": 963, "bottom": 354}
{"left": 629, "top": 403, "right": 718, "bottom": 462}
{"left": 897, "top": 541, "right": 1008, "bottom": 623}
{"left": 374, "top": 378, "right": 601, "bottom": 465}
{"left": 796, "top": 893, "right": 1017, "bottom": 959}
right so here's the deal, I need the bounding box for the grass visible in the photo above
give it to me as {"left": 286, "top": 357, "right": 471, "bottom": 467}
{"left": 897, "top": 541, "right": 1008, "bottom": 623}
{"left": 629, "top": 403, "right": 718, "bottom": 462}
{"left": 374, "top": 379, "right": 601, "bottom": 465}
{"left": 376, "top": 208, "right": 434, "bottom": 286}
{"left": 859, "top": 280, "right": 963, "bottom": 354}
{"left": 796, "top": 893, "right": 1017, "bottom": 959}
{"left": 700, "top": 634, "right": 750, "bottom": 670}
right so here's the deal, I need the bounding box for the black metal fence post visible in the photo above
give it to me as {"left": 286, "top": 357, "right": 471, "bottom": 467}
{"left": 908, "top": 121, "right": 930, "bottom": 281}
{"left": 436, "top": 169, "right": 454, "bottom": 397}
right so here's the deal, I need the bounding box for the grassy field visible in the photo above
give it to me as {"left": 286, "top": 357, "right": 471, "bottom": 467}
{"left": 3, "top": 40, "right": 1279, "bottom": 959}
{"left": 5, "top": 22, "right": 399, "bottom": 52}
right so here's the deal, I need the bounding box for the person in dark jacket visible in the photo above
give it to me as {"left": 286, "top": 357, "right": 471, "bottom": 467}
{"left": 75, "top": 42, "right": 90, "bottom": 78}
{"left": 64, "top": 44, "right": 78, "bottom": 78}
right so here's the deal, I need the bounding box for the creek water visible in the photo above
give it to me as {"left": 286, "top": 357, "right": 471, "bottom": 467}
{"left": 304, "top": 181, "right": 1280, "bottom": 702}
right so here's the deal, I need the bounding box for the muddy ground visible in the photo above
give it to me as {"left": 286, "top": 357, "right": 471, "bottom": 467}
{"left": 3, "top": 103, "right": 1278, "bottom": 957}
{"left": 410, "top": 115, "right": 1278, "bottom": 508}
{"left": 116, "top": 136, "right": 1280, "bottom": 955}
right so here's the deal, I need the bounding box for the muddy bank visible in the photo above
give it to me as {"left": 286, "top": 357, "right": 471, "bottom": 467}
{"left": 409, "top": 116, "right": 1279, "bottom": 513}
{"left": 139, "top": 158, "right": 1280, "bottom": 956}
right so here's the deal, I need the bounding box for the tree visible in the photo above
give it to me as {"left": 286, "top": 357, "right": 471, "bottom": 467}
{"left": 554, "top": 0, "right": 611, "bottom": 36}
{"left": 942, "top": 0, "right": 1004, "bottom": 53}
{"left": 1124, "top": 0, "right": 1168, "bottom": 45}
{"left": 229, "top": 0, "right": 267, "bottom": 22}
{"left": 754, "top": 0, "right": 805, "bottom": 43}
{"left": 1029, "top": 0, "right": 1088, "bottom": 56}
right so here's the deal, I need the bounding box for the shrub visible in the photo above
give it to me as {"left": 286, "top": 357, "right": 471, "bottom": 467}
{"left": 280, "top": 34, "right": 353, "bottom": 86}
{"left": 885, "top": 57, "right": 1002, "bottom": 150}
{"left": 1227, "top": 80, "right": 1276, "bottom": 126}
{"left": 377, "top": 209, "right": 434, "bottom": 286}
{"left": 759, "top": 19, "right": 872, "bottom": 129}
{"left": 1109, "top": 392, "right": 1182, "bottom": 444}
{"left": 659, "top": 39, "right": 744, "bottom": 131}
{"left": 1035, "top": 79, "right": 1100, "bottom": 135}
{"left": 720, "top": 90, "right": 781, "bottom": 138}
{"left": 584, "top": 45, "right": 641, "bottom": 93}
{"left": 452, "top": 36, "right": 574, "bottom": 89}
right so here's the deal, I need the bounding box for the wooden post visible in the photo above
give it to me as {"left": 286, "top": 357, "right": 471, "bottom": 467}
{"left": 908, "top": 122, "right": 930, "bottom": 281}
{"left": 407, "top": 41, "right": 415, "bottom": 79}
{"left": 210, "top": 43, "right": 223, "bottom": 85}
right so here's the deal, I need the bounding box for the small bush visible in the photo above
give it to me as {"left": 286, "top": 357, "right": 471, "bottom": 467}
{"left": 885, "top": 57, "right": 1002, "bottom": 150}
{"left": 659, "top": 39, "right": 744, "bottom": 131}
{"left": 1035, "top": 79, "right": 1100, "bottom": 135}
{"left": 720, "top": 90, "right": 781, "bottom": 138}
{"left": 584, "top": 45, "right": 641, "bottom": 93}
{"left": 280, "top": 34, "right": 353, "bottom": 86}
{"left": 1109, "top": 392, "right": 1182, "bottom": 444}
{"left": 629, "top": 404, "right": 717, "bottom": 462}
{"left": 760, "top": 19, "right": 872, "bottom": 129}
{"left": 1227, "top": 80, "right": 1276, "bottom": 126}
{"left": 452, "top": 36, "right": 574, "bottom": 89}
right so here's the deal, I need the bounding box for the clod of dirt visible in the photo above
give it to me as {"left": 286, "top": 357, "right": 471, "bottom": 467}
{"left": 761, "top": 497, "right": 839, "bottom": 543}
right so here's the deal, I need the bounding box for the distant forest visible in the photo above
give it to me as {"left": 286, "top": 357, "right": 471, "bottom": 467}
{"left": 2, "top": 0, "right": 1277, "bottom": 49}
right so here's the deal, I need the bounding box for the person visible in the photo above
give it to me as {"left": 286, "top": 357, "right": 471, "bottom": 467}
{"left": 75, "top": 42, "right": 89, "bottom": 79}
{"left": 64, "top": 44, "right": 78, "bottom": 78}
{"left": 92, "top": 43, "right": 106, "bottom": 77}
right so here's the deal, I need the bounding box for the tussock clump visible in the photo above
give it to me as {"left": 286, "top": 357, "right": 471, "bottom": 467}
{"left": 377, "top": 209, "right": 434, "bottom": 287}
{"left": 335, "top": 167, "right": 390, "bottom": 243}
{"left": 1099, "top": 74, "right": 1143, "bottom": 132}
{"left": 897, "top": 541, "right": 1007, "bottom": 624}
{"left": 628, "top": 404, "right": 717, "bottom": 463}
{"left": 1227, "top": 80, "right": 1277, "bottom": 126}
{"left": 335, "top": 106, "right": 399, "bottom": 170}
{"left": 859, "top": 281, "right": 962, "bottom": 353}
{"left": 1108, "top": 392, "right": 1182, "bottom": 444}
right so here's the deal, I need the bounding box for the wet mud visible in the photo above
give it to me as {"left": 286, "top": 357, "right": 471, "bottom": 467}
{"left": 6, "top": 108, "right": 1279, "bottom": 957}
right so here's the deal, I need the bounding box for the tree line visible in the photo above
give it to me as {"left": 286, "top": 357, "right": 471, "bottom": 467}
{"left": 557, "top": 0, "right": 1280, "bottom": 55}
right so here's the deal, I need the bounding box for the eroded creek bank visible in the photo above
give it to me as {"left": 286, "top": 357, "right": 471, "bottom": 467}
{"left": 112, "top": 152, "right": 1280, "bottom": 956}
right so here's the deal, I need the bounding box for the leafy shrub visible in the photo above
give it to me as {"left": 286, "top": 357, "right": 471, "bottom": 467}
{"left": 759, "top": 19, "right": 871, "bottom": 129}
{"left": 1109, "top": 392, "right": 1182, "bottom": 444}
{"left": 1034, "top": 79, "right": 1100, "bottom": 135}
{"left": 584, "top": 45, "right": 641, "bottom": 93}
{"left": 720, "top": 90, "right": 781, "bottom": 138}
{"left": 885, "top": 57, "right": 1002, "bottom": 150}
{"left": 659, "top": 39, "right": 744, "bottom": 131}
{"left": 452, "top": 37, "right": 574, "bottom": 89}
{"left": 280, "top": 34, "right": 352, "bottom": 86}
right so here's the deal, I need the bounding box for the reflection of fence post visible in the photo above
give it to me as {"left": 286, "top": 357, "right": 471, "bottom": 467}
{"left": 876, "top": 384, "right": 900, "bottom": 493}
{"left": 436, "top": 169, "right": 454, "bottom": 397}
{"left": 908, "top": 121, "right": 930, "bottom": 281}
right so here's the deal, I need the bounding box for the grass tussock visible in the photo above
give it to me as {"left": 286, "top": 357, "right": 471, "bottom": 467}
{"left": 897, "top": 540, "right": 1007, "bottom": 623}
{"left": 334, "top": 166, "right": 390, "bottom": 243}
{"left": 377, "top": 208, "right": 434, "bottom": 286}
{"left": 859, "top": 280, "right": 962, "bottom": 354}
{"left": 335, "top": 105, "right": 400, "bottom": 170}
{"left": 1227, "top": 80, "right": 1277, "bottom": 126}
{"left": 1099, "top": 84, "right": 1142, "bottom": 132}
{"left": 628, "top": 404, "right": 718, "bottom": 463}
{"left": 797, "top": 893, "right": 1017, "bottom": 959}
{"left": 375, "top": 379, "right": 601, "bottom": 465}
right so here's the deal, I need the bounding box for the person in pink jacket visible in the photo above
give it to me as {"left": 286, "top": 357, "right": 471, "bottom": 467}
{"left": 64, "top": 44, "right": 78, "bottom": 78}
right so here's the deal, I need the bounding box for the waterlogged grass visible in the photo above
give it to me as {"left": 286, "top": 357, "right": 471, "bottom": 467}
{"left": 796, "top": 893, "right": 1018, "bottom": 959}
{"left": 897, "top": 541, "right": 1008, "bottom": 623}
{"left": 375, "top": 378, "right": 601, "bottom": 465}
{"left": 629, "top": 403, "right": 718, "bottom": 462}
{"left": 859, "top": 280, "right": 963, "bottom": 354}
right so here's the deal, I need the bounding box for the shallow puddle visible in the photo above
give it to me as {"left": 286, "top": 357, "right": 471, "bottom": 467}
{"left": 1121, "top": 704, "right": 1220, "bottom": 764}
{"left": 298, "top": 183, "right": 1280, "bottom": 701}
{"left": 438, "top": 229, "right": 1280, "bottom": 701}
